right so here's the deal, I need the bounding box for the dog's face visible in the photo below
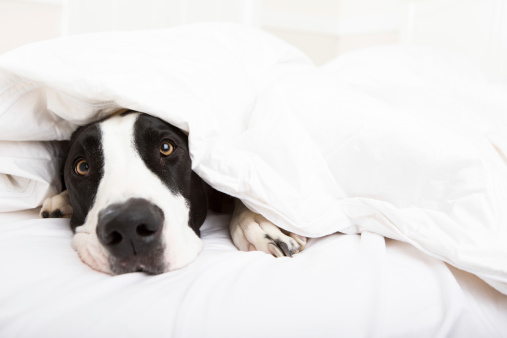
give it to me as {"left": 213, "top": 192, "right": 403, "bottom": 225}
{"left": 64, "top": 111, "right": 208, "bottom": 275}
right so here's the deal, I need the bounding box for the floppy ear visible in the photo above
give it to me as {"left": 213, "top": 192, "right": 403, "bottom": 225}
{"left": 186, "top": 173, "right": 209, "bottom": 237}
{"left": 208, "top": 187, "right": 235, "bottom": 214}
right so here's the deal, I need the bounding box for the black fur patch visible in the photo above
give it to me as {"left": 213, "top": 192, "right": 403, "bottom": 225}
{"left": 64, "top": 123, "right": 104, "bottom": 232}
{"left": 133, "top": 114, "right": 208, "bottom": 236}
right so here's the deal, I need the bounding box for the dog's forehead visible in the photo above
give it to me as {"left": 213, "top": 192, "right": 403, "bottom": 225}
{"left": 69, "top": 113, "right": 131, "bottom": 144}
{"left": 88, "top": 112, "right": 185, "bottom": 139}
{"left": 99, "top": 111, "right": 139, "bottom": 136}
{"left": 70, "top": 112, "right": 172, "bottom": 143}
{"left": 133, "top": 114, "right": 189, "bottom": 143}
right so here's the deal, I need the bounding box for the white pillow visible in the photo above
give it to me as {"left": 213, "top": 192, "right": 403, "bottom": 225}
{"left": 0, "top": 141, "right": 65, "bottom": 212}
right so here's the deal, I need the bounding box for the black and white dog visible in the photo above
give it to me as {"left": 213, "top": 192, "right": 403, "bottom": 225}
{"left": 41, "top": 110, "right": 306, "bottom": 275}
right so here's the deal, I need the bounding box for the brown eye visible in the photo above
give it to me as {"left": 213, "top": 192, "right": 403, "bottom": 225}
{"left": 75, "top": 159, "right": 89, "bottom": 176}
{"left": 160, "top": 142, "right": 174, "bottom": 156}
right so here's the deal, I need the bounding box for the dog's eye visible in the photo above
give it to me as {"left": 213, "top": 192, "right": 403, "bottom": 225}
{"left": 160, "top": 142, "right": 174, "bottom": 157}
{"left": 75, "top": 159, "right": 89, "bottom": 176}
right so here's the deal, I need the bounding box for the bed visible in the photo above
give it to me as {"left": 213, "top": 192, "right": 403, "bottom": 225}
{"left": 1, "top": 23, "right": 506, "bottom": 337}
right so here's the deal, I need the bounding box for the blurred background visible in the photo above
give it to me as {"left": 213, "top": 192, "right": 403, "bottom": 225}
{"left": 0, "top": 0, "right": 506, "bottom": 77}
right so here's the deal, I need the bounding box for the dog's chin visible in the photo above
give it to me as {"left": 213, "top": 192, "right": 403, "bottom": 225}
{"left": 79, "top": 250, "right": 201, "bottom": 276}
{"left": 108, "top": 252, "right": 201, "bottom": 275}
{"left": 107, "top": 237, "right": 202, "bottom": 275}
{"left": 109, "top": 259, "right": 168, "bottom": 275}
{"left": 72, "top": 233, "right": 202, "bottom": 275}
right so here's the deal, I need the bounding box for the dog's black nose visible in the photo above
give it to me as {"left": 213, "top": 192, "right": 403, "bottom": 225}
{"left": 96, "top": 198, "right": 164, "bottom": 258}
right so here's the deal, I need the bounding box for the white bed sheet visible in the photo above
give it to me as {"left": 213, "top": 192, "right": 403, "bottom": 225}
{"left": 0, "top": 210, "right": 506, "bottom": 337}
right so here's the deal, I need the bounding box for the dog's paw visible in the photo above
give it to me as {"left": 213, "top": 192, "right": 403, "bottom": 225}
{"left": 40, "top": 190, "right": 73, "bottom": 218}
{"left": 230, "top": 201, "right": 306, "bottom": 257}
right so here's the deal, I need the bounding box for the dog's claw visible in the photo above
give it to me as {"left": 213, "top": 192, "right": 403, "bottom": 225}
{"left": 276, "top": 240, "right": 292, "bottom": 257}
{"left": 49, "top": 210, "right": 64, "bottom": 218}
{"left": 291, "top": 234, "right": 307, "bottom": 251}
{"left": 268, "top": 243, "right": 284, "bottom": 257}
{"left": 40, "top": 190, "right": 73, "bottom": 219}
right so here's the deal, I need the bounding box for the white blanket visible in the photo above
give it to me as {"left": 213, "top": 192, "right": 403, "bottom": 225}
{"left": 0, "top": 23, "right": 506, "bottom": 294}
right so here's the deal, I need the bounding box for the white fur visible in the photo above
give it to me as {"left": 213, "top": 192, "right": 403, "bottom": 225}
{"left": 230, "top": 200, "right": 306, "bottom": 257}
{"left": 71, "top": 113, "right": 202, "bottom": 274}
{"left": 40, "top": 190, "right": 73, "bottom": 218}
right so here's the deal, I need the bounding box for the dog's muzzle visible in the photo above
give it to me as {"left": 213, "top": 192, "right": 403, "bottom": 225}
{"left": 96, "top": 198, "right": 166, "bottom": 274}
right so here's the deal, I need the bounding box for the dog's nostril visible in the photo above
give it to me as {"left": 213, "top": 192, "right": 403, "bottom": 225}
{"left": 106, "top": 231, "right": 123, "bottom": 245}
{"left": 136, "top": 224, "right": 157, "bottom": 237}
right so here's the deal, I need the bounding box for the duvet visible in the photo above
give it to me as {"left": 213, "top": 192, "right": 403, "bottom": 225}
{"left": 0, "top": 23, "right": 506, "bottom": 296}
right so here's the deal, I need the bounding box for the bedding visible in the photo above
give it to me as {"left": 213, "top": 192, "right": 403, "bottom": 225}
{"left": 0, "top": 209, "right": 506, "bottom": 337}
{"left": 0, "top": 23, "right": 507, "bottom": 336}
{"left": 0, "top": 140, "right": 65, "bottom": 212}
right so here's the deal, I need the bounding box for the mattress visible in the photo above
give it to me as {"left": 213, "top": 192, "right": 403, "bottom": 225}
{"left": 1, "top": 209, "right": 506, "bottom": 337}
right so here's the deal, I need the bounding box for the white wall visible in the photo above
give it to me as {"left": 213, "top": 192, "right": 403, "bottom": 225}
{"left": 403, "top": 0, "right": 507, "bottom": 78}
{"left": 260, "top": 0, "right": 401, "bottom": 65}
{"left": 0, "top": 0, "right": 62, "bottom": 54}
{"left": 260, "top": 0, "right": 507, "bottom": 77}
{"left": 63, "top": 0, "right": 259, "bottom": 35}
{"left": 1, "top": 0, "right": 506, "bottom": 77}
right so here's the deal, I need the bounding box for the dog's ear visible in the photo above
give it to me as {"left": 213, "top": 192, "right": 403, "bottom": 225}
{"left": 60, "top": 141, "right": 70, "bottom": 191}
{"left": 208, "top": 187, "right": 235, "bottom": 214}
{"left": 186, "top": 174, "right": 209, "bottom": 237}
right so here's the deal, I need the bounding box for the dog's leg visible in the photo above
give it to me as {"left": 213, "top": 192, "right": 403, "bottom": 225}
{"left": 40, "top": 190, "right": 73, "bottom": 218}
{"left": 230, "top": 200, "right": 306, "bottom": 257}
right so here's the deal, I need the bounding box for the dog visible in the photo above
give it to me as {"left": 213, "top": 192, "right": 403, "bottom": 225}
{"left": 40, "top": 110, "right": 306, "bottom": 275}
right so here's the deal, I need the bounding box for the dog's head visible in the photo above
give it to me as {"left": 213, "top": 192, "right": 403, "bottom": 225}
{"left": 65, "top": 111, "right": 208, "bottom": 275}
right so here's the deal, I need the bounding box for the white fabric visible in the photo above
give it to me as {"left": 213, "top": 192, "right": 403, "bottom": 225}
{"left": 0, "top": 23, "right": 506, "bottom": 295}
{"left": 0, "top": 141, "right": 65, "bottom": 212}
{"left": 0, "top": 210, "right": 506, "bottom": 337}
